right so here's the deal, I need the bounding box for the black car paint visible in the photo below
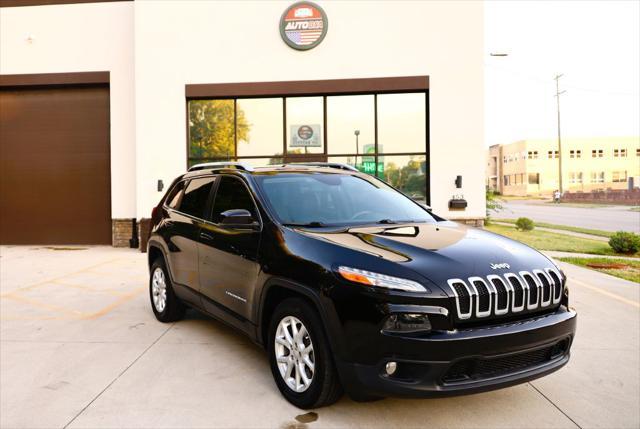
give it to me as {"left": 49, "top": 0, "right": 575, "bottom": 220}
{"left": 147, "top": 166, "right": 577, "bottom": 398}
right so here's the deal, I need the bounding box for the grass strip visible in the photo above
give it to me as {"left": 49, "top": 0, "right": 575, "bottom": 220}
{"left": 491, "top": 218, "right": 614, "bottom": 238}
{"left": 484, "top": 224, "right": 638, "bottom": 258}
{"left": 557, "top": 257, "right": 640, "bottom": 283}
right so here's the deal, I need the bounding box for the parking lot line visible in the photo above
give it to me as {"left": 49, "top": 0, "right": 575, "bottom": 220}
{"left": 0, "top": 257, "right": 124, "bottom": 297}
{"left": 570, "top": 277, "right": 639, "bottom": 309}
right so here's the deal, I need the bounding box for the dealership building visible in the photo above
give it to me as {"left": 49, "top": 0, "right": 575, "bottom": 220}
{"left": 0, "top": 0, "right": 484, "bottom": 247}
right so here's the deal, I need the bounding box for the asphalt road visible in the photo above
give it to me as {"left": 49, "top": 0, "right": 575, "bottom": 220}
{"left": 1, "top": 246, "right": 639, "bottom": 429}
{"left": 496, "top": 200, "right": 639, "bottom": 233}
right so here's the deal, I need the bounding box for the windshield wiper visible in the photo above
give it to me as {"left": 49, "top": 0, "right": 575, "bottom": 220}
{"left": 377, "top": 219, "right": 426, "bottom": 225}
{"left": 283, "top": 221, "right": 326, "bottom": 228}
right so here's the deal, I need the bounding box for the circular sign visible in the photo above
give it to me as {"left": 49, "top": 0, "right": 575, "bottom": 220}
{"left": 280, "top": 1, "right": 328, "bottom": 51}
{"left": 297, "top": 125, "right": 314, "bottom": 139}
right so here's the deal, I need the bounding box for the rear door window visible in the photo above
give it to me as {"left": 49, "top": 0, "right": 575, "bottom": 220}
{"left": 165, "top": 181, "right": 186, "bottom": 209}
{"left": 179, "top": 177, "right": 217, "bottom": 218}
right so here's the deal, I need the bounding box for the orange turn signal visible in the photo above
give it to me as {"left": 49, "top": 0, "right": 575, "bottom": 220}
{"left": 338, "top": 267, "right": 374, "bottom": 285}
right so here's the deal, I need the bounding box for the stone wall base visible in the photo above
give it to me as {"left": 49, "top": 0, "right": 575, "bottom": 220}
{"left": 112, "top": 218, "right": 136, "bottom": 247}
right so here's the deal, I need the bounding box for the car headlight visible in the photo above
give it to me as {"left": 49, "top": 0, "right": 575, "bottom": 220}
{"left": 337, "top": 266, "right": 427, "bottom": 293}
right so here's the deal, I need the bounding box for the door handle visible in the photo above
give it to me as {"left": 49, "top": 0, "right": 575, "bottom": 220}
{"left": 200, "top": 231, "right": 214, "bottom": 241}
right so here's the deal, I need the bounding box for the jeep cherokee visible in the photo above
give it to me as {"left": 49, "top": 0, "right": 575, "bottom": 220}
{"left": 147, "top": 162, "right": 577, "bottom": 409}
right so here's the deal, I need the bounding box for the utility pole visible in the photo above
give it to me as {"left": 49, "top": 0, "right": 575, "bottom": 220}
{"left": 554, "top": 74, "right": 566, "bottom": 194}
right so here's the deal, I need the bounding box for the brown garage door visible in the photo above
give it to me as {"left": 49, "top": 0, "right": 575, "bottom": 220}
{"left": 0, "top": 85, "right": 111, "bottom": 244}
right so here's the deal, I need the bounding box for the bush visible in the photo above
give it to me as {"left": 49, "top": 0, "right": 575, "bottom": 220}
{"left": 608, "top": 231, "right": 640, "bottom": 254}
{"left": 515, "top": 217, "right": 535, "bottom": 231}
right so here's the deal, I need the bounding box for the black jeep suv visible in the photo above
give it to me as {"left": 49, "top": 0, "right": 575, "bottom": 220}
{"left": 147, "top": 162, "right": 576, "bottom": 409}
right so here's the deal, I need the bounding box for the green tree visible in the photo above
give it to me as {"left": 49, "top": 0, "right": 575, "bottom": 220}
{"left": 189, "top": 100, "right": 250, "bottom": 159}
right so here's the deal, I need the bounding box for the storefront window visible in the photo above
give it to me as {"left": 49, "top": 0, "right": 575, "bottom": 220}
{"left": 187, "top": 90, "right": 429, "bottom": 202}
{"left": 377, "top": 93, "right": 426, "bottom": 154}
{"left": 237, "top": 98, "right": 283, "bottom": 157}
{"left": 376, "top": 155, "right": 427, "bottom": 202}
{"left": 188, "top": 99, "right": 235, "bottom": 160}
{"left": 326, "top": 95, "right": 374, "bottom": 157}
{"left": 286, "top": 97, "right": 324, "bottom": 155}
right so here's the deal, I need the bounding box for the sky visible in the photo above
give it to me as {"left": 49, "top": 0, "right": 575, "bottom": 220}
{"left": 484, "top": 0, "right": 640, "bottom": 147}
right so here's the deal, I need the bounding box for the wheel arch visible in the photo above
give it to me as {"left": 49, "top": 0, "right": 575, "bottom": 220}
{"left": 148, "top": 243, "right": 165, "bottom": 268}
{"left": 257, "top": 278, "right": 340, "bottom": 352}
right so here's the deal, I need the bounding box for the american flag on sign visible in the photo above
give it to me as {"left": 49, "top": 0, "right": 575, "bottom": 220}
{"left": 286, "top": 29, "right": 323, "bottom": 46}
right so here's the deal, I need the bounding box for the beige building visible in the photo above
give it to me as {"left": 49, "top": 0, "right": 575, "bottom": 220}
{"left": 487, "top": 137, "right": 640, "bottom": 196}
{"left": 1, "top": 0, "right": 486, "bottom": 246}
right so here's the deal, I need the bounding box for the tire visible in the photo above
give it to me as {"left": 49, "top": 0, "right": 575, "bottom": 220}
{"left": 268, "top": 298, "right": 343, "bottom": 409}
{"left": 149, "top": 258, "right": 185, "bottom": 323}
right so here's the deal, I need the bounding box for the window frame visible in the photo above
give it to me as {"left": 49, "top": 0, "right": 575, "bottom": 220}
{"left": 185, "top": 77, "right": 430, "bottom": 204}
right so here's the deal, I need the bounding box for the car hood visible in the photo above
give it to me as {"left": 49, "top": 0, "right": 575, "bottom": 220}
{"left": 297, "top": 221, "right": 555, "bottom": 292}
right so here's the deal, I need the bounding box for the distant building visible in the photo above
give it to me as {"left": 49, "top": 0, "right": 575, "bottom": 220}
{"left": 487, "top": 137, "right": 640, "bottom": 196}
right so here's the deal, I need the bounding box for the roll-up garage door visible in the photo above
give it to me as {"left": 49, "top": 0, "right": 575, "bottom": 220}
{"left": 0, "top": 85, "right": 111, "bottom": 244}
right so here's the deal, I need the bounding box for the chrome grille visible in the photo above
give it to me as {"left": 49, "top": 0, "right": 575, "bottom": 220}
{"left": 447, "top": 268, "right": 564, "bottom": 320}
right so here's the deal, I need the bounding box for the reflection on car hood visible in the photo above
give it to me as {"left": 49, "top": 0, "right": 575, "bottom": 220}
{"left": 298, "top": 221, "right": 554, "bottom": 287}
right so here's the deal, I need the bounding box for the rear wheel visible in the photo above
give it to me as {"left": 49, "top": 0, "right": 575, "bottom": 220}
{"left": 268, "top": 298, "right": 342, "bottom": 408}
{"left": 149, "top": 258, "right": 185, "bottom": 323}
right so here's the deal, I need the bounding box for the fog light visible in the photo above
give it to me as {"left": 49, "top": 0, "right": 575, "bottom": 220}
{"left": 382, "top": 313, "right": 431, "bottom": 334}
{"left": 385, "top": 361, "right": 398, "bottom": 375}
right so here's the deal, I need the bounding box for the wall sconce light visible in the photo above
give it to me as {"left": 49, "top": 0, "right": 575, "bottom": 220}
{"left": 455, "top": 175, "right": 463, "bottom": 189}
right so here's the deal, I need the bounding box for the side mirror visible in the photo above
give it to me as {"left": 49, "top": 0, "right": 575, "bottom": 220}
{"left": 219, "top": 209, "right": 256, "bottom": 226}
{"left": 419, "top": 202, "right": 433, "bottom": 212}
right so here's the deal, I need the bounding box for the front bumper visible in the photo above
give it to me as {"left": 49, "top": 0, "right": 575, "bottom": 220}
{"left": 336, "top": 306, "right": 577, "bottom": 399}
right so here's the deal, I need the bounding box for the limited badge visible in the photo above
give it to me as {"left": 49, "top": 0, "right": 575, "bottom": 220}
{"left": 280, "top": 1, "right": 328, "bottom": 50}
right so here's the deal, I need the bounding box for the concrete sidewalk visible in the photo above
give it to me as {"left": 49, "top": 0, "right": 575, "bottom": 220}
{"left": 1, "top": 246, "right": 638, "bottom": 428}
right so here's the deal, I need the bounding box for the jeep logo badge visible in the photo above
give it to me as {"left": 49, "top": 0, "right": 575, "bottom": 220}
{"left": 280, "top": 1, "right": 328, "bottom": 51}
{"left": 490, "top": 263, "right": 510, "bottom": 270}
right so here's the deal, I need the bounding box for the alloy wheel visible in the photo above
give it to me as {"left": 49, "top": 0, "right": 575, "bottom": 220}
{"left": 151, "top": 267, "right": 167, "bottom": 313}
{"left": 274, "top": 316, "right": 315, "bottom": 393}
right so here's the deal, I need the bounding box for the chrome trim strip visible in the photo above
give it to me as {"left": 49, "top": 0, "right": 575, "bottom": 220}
{"left": 468, "top": 276, "right": 493, "bottom": 318}
{"left": 533, "top": 269, "right": 553, "bottom": 307}
{"left": 386, "top": 304, "right": 449, "bottom": 317}
{"left": 519, "top": 271, "right": 539, "bottom": 310}
{"left": 487, "top": 274, "right": 511, "bottom": 316}
{"left": 504, "top": 273, "right": 526, "bottom": 312}
{"left": 447, "top": 279, "right": 474, "bottom": 320}
{"left": 545, "top": 268, "right": 564, "bottom": 304}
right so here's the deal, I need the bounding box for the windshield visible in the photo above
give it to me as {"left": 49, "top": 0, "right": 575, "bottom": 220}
{"left": 254, "top": 173, "right": 435, "bottom": 226}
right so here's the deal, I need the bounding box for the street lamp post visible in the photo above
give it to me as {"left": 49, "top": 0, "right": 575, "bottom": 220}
{"left": 554, "top": 74, "right": 566, "bottom": 195}
{"left": 354, "top": 130, "right": 360, "bottom": 167}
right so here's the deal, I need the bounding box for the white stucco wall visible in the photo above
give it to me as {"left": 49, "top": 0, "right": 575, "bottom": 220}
{"left": 134, "top": 0, "right": 485, "bottom": 219}
{"left": 1, "top": 0, "right": 485, "bottom": 222}
{"left": 0, "top": 2, "right": 136, "bottom": 219}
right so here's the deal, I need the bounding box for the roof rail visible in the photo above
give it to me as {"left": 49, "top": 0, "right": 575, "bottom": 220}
{"left": 188, "top": 162, "right": 253, "bottom": 172}
{"left": 287, "top": 162, "right": 359, "bottom": 172}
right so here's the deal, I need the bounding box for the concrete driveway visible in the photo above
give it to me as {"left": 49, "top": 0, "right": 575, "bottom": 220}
{"left": 497, "top": 200, "right": 639, "bottom": 232}
{"left": 1, "top": 246, "right": 638, "bottom": 429}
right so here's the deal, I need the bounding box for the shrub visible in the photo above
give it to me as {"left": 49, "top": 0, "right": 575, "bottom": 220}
{"left": 515, "top": 217, "right": 535, "bottom": 231}
{"left": 608, "top": 231, "right": 640, "bottom": 254}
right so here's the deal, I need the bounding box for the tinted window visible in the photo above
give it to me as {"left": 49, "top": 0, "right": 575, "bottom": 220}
{"left": 179, "top": 177, "right": 216, "bottom": 218}
{"left": 254, "top": 173, "right": 434, "bottom": 226}
{"left": 210, "top": 176, "right": 258, "bottom": 223}
{"left": 165, "top": 181, "right": 185, "bottom": 209}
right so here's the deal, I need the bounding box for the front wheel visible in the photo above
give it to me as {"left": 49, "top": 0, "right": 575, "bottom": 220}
{"left": 268, "top": 298, "right": 342, "bottom": 408}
